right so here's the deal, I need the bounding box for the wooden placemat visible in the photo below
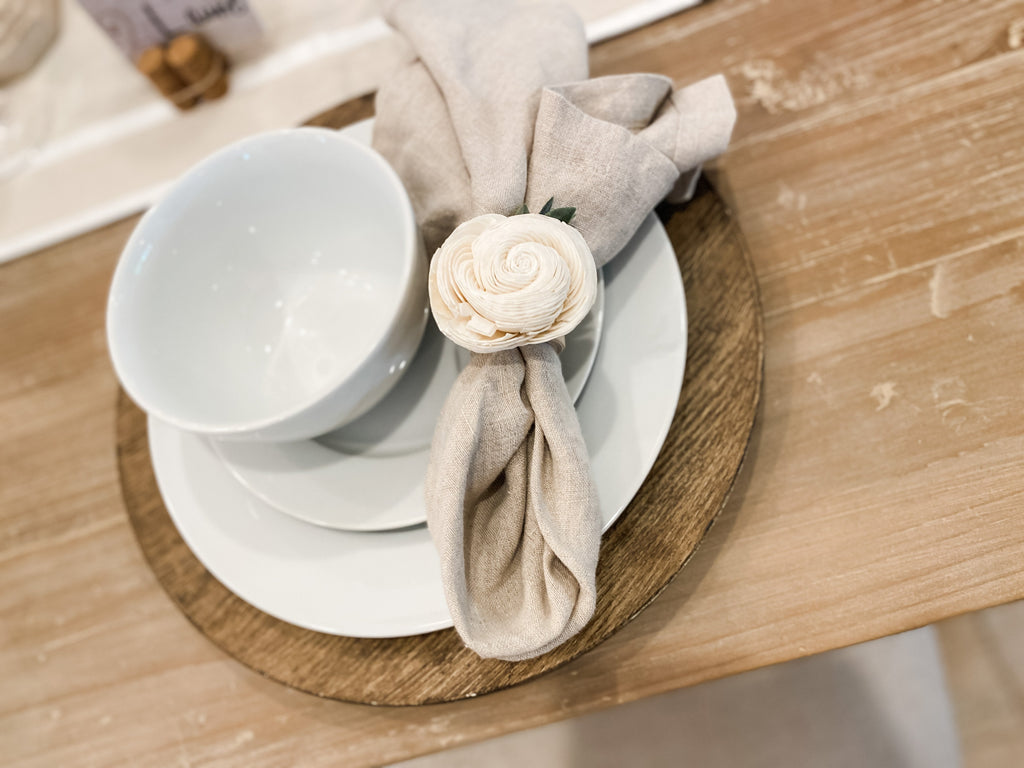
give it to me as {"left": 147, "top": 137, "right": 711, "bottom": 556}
{"left": 115, "top": 96, "right": 764, "bottom": 706}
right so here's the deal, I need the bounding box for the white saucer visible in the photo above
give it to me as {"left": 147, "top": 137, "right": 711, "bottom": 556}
{"left": 212, "top": 277, "right": 604, "bottom": 531}
{"left": 149, "top": 206, "right": 686, "bottom": 638}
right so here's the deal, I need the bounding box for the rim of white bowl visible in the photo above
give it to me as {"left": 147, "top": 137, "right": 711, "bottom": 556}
{"left": 106, "top": 126, "right": 422, "bottom": 437}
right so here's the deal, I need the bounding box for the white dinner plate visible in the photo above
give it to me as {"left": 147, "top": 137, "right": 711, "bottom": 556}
{"left": 148, "top": 119, "right": 687, "bottom": 638}
{"left": 213, "top": 276, "right": 604, "bottom": 531}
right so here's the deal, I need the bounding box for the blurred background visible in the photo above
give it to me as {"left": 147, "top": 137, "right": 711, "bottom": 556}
{"left": 0, "top": 0, "right": 698, "bottom": 263}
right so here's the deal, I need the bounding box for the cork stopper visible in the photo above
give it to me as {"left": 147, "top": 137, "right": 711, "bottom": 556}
{"left": 166, "top": 34, "right": 230, "bottom": 102}
{"left": 136, "top": 46, "right": 197, "bottom": 110}
{"left": 202, "top": 58, "right": 230, "bottom": 101}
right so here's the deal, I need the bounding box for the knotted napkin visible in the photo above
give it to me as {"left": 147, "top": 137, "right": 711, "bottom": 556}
{"left": 373, "top": 0, "right": 735, "bottom": 661}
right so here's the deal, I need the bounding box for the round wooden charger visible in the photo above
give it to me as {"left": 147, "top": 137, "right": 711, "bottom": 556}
{"left": 116, "top": 96, "right": 764, "bottom": 706}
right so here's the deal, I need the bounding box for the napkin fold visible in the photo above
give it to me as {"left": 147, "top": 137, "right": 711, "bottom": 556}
{"left": 373, "top": 0, "right": 735, "bottom": 661}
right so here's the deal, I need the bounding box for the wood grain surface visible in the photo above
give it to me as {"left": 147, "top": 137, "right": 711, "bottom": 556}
{"left": 4, "top": 1, "right": 1024, "bottom": 765}
{"left": 115, "top": 176, "right": 762, "bottom": 706}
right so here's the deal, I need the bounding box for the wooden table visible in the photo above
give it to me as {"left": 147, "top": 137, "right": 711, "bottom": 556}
{"left": 3, "top": 1, "right": 1022, "bottom": 765}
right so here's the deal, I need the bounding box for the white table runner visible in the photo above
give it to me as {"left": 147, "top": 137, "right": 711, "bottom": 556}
{"left": 0, "top": 0, "right": 700, "bottom": 264}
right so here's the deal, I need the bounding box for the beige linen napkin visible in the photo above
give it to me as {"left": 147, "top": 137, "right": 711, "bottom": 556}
{"left": 373, "top": 0, "right": 735, "bottom": 661}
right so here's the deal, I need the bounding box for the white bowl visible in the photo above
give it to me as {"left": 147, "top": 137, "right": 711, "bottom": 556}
{"left": 107, "top": 127, "right": 427, "bottom": 442}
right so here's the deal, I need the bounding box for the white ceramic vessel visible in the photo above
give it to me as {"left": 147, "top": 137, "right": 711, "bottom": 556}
{"left": 148, "top": 204, "right": 687, "bottom": 637}
{"left": 212, "top": 277, "right": 604, "bottom": 531}
{"left": 107, "top": 127, "right": 426, "bottom": 442}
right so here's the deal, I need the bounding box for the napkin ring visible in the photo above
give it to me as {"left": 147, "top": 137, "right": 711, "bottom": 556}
{"left": 428, "top": 199, "right": 598, "bottom": 354}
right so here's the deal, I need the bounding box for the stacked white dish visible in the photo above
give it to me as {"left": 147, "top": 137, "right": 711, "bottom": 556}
{"left": 107, "top": 120, "right": 688, "bottom": 638}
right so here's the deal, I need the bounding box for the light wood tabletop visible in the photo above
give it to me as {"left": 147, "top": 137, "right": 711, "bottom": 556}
{"left": 3, "top": 1, "right": 1023, "bottom": 765}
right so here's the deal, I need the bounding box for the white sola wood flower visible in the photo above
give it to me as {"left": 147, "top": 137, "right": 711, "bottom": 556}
{"left": 429, "top": 208, "right": 598, "bottom": 353}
